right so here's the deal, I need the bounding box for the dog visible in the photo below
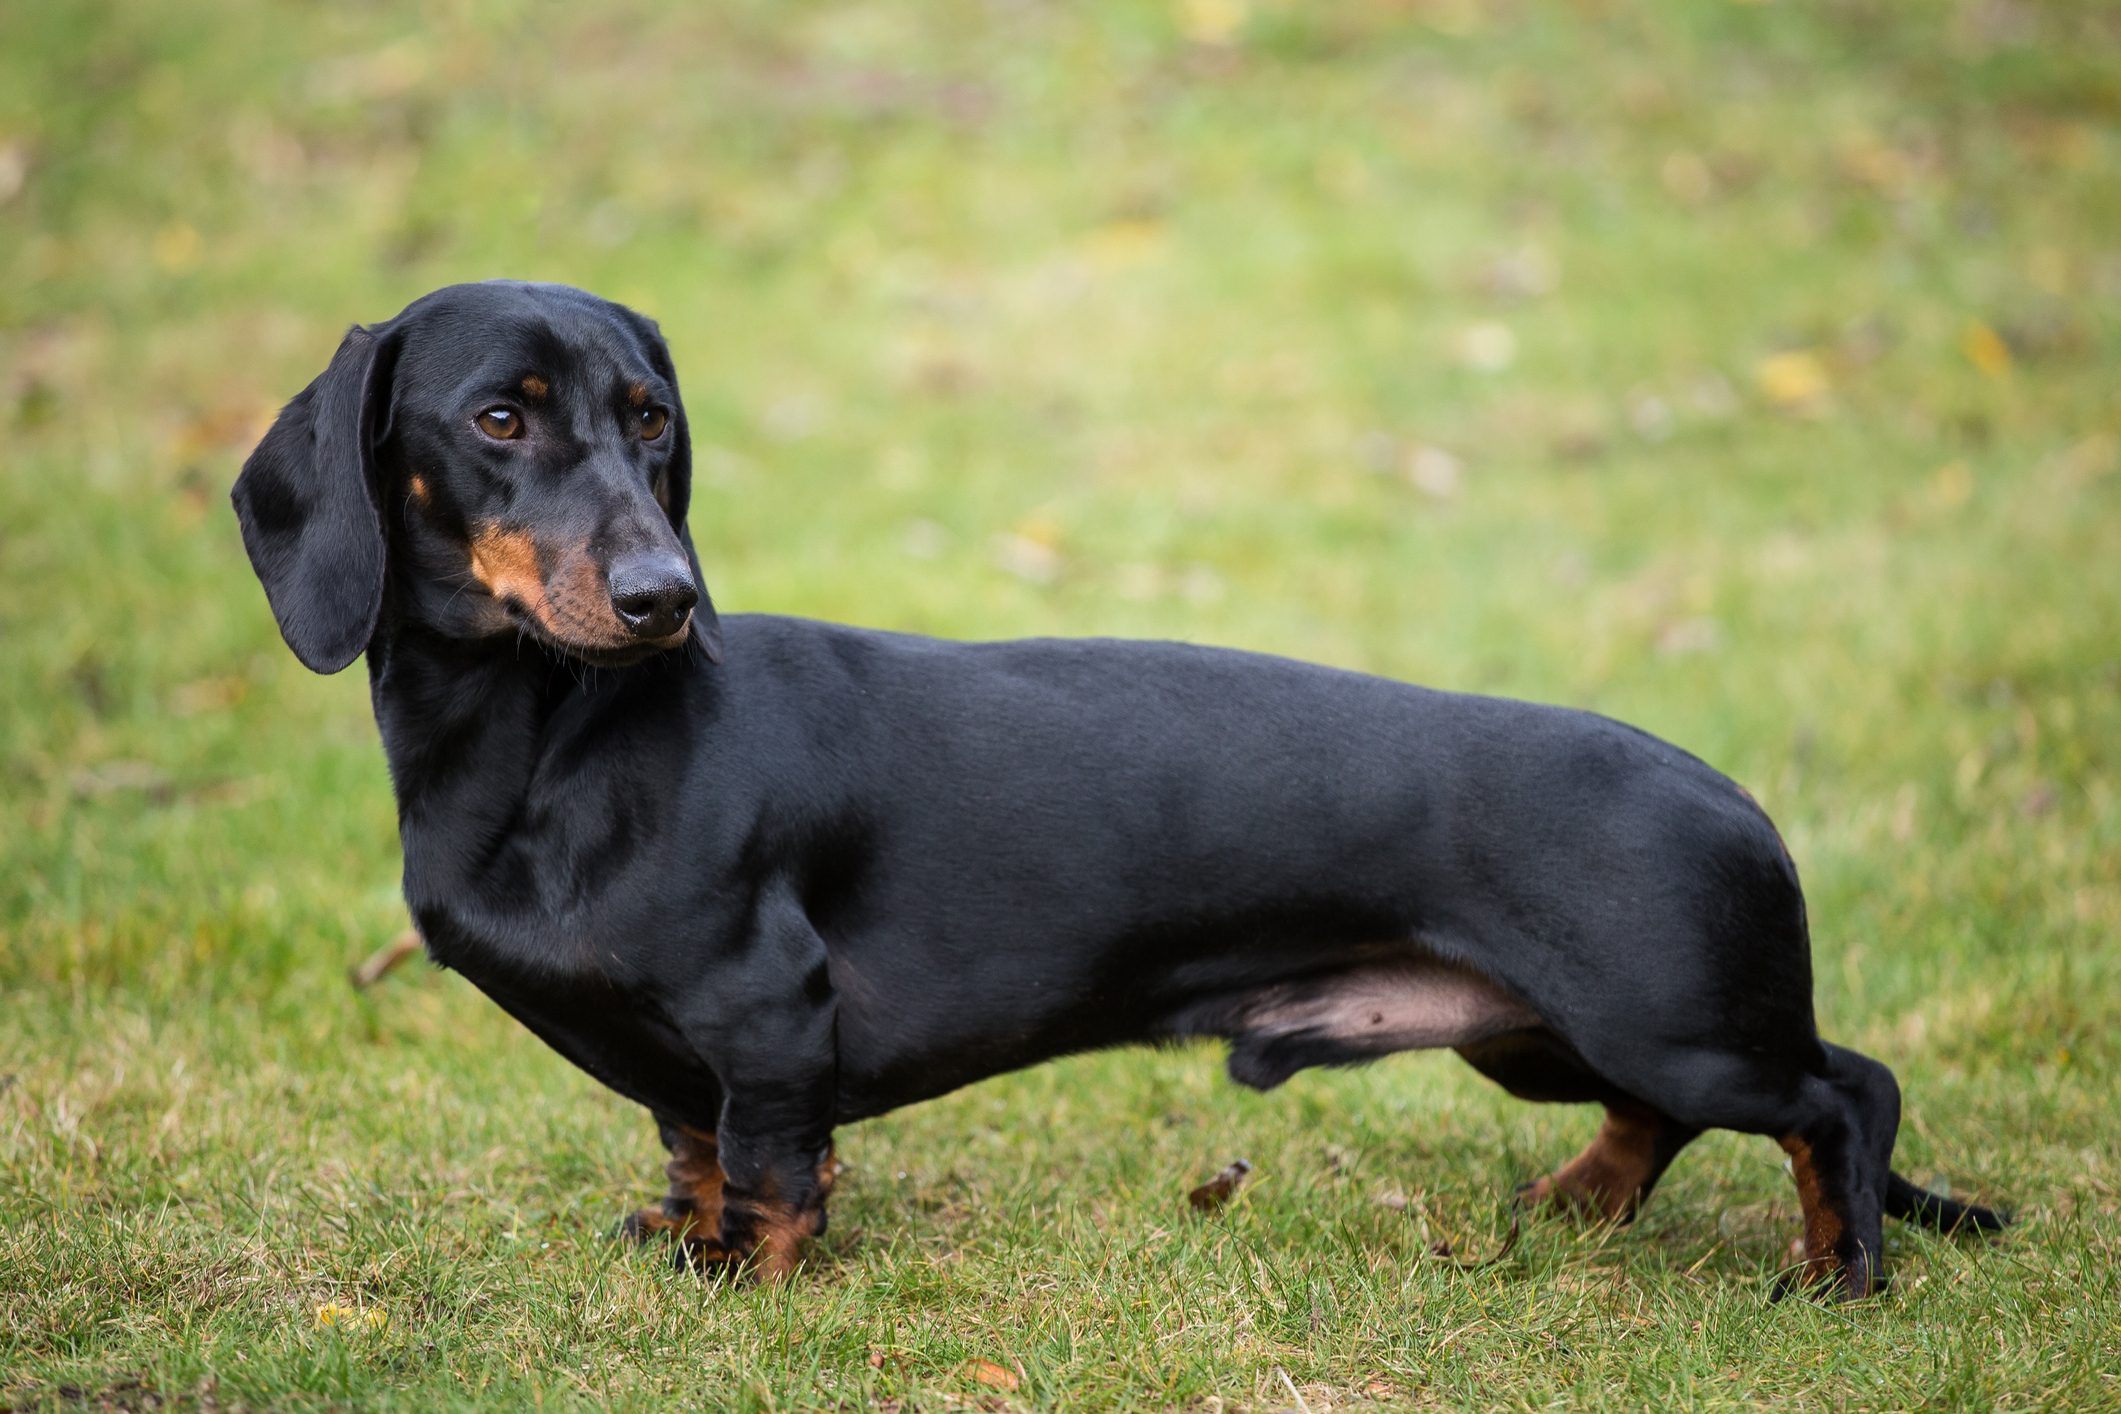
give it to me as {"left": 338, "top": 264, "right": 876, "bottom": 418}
{"left": 233, "top": 280, "right": 2005, "bottom": 1298}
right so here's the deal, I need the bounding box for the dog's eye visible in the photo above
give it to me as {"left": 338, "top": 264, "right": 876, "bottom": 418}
{"left": 638, "top": 406, "right": 669, "bottom": 442}
{"left": 475, "top": 407, "right": 523, "bottom": 441}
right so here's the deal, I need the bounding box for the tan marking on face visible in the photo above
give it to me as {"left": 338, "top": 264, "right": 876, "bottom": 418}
{"left": 520, "top": 374, "right": 549, "bottom": 400}
{"left": 627, "top": 381, "right": 649, "bottom": 408}
{"left": 468, "top": 524, "right": 692, "bottom": 653}
{"left": 469, "top": 525, "right": 554, "bottom": 624}
{"left": 407, "top": 474, "right": 432, "bottom": 507}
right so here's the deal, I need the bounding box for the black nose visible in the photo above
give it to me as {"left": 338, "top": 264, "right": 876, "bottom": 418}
{"left": 607, "top": 553, "right": 698, "bottom": 639}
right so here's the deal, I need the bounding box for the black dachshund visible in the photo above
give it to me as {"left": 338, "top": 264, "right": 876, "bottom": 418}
{"left": 234, "top": 281, "right": 2004, "bottom": 1297}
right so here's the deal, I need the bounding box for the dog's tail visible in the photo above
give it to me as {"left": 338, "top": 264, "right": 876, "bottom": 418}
{"left": 1885, "top": 1170, "right": 2010, "bottom": 1234}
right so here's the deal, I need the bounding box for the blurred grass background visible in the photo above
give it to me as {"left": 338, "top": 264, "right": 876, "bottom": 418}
{"left": 2, "top": 0, "right": 2118, "bottom": 1408}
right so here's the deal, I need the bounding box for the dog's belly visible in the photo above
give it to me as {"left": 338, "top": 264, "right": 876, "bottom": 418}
{"left": 1208, "top": 954, "right": 1541, "bottom": 1091}
{"left": 830, "top": 937, "right": 1541, "bottom": 1117}
{"left": 1228, "top": 956, "right": 1538, "bottom": 1051}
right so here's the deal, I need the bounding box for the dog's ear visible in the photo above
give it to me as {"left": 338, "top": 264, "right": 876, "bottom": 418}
{"left": 232, "top": 323, "right": 400, "bottom": 673}
{"left": 624, "top": 307, "right": 724, "bottom": 665}
{"left": 678, "top": 523, "right": 724, "bottom": 666}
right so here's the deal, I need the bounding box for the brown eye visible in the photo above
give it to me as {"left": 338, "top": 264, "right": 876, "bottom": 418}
{"left": 638, "top": 406, "right": 669, "bottom": 442}
{"left": 475, "top": 407, "right": 523, "bottom": 440}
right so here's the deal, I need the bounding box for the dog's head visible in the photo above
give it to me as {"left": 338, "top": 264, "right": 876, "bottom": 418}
{"left": 233, "top": 280, "right": 720, "bottom": 673}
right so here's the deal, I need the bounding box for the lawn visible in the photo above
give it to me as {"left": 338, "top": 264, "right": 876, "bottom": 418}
{"left": 3, "top": 0, "right": 2119, "bottom": 1408}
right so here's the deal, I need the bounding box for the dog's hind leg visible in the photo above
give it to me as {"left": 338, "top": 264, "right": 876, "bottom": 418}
{"left": 1458, "top": 1027, "right": 1700, "bottom": 1223}
{"left": 1555, "top": 1025, "right": 1897, "bottom": 1299}
{"left": 1771, "top": 1042, "right": 1899, "bottom": 1301}
{"left": 1520, "top": 1103, "right": 1701, "bottom": 1224}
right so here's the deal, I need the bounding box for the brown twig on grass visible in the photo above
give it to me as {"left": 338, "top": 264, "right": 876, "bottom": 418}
{"left": 349, "top": 930, "right": 422, "bottom": 990}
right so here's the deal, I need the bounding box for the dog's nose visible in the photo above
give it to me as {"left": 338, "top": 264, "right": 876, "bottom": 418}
{"left": 607, "top": 553, "right": 698, "bottom": 638}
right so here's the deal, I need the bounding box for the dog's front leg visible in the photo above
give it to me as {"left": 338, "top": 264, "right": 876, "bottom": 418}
{"left": 711, "top": 1093, "right": 838, "bottom": 1282}
{"left": 688, "top": 888, "right": 839, "bottom": 1283}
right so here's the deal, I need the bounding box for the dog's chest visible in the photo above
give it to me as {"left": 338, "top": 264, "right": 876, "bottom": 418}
{"left": 410, "top": 892, "right": 721, "bottom": 1120}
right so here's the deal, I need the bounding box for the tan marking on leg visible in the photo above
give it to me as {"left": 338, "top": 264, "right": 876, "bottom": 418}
{"left": 1523, "top": 1108, "right": 1666, "bottom": 1222}
{"left": 1779, "top": 1135, "right": 1848, "bottom": 1288}
{"left": 720, "top": 1145, "right": 837, "bottom": 1283}
{"left": 625, "top": 1126, "right": 729, "bottom": 1251}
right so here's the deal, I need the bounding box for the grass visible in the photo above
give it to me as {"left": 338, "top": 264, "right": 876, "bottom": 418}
{"left": 2, "top": 0, "right": 2119, "bottom": 1407}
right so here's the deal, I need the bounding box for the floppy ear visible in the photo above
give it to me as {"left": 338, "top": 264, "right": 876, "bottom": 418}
{"left": 232, "top": 324, "right": 399, "bottom": 673}
{"left": 678, "top": 523, "right": 724, "bottom": 666}
{"left": 624, "top": 307, "right": 724, "bottom": 665}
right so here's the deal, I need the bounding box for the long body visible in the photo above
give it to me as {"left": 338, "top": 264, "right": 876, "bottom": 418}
{"left": 380, "top": 615, "right": 1807, "bottom": 1128}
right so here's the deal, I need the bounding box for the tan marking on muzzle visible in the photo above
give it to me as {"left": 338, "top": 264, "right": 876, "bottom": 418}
{"left": 469, "top": 526, "right": 554, "bottom": 624}
{"left": 469, "top": 524, "right": 690, "bottom": 653}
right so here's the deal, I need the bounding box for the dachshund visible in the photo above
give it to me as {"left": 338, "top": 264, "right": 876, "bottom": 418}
{"left": 233, "top": 280, "right": 2006, "bottom": 1298}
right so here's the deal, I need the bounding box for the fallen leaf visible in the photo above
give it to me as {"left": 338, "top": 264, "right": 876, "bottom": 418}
{"left": 315, "top": 1303, "right": 387, "bottom": 1330}
{"left": 1188, "top": 1157, "right": 1253, "bottom": 1213}
{"left": 1755, "top": 350, "right": 1830, "bottom": 410}
{"left": 963, "top": 1359, "right": 1019, "bottom": 1391}
{"left": 1962, "top": 319, "right": 2012, "bottom": 377}
{"left": 152, "top": 221, "right": 202, "bottom": 273}
{"left": 1179, "top": 0, "right": 1247, "bottom": 45}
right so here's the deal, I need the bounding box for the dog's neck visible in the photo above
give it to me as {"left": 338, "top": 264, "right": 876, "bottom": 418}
{"left": 365, "top": 609, "right": 710, "bottom": 924}
{"left": 368, "top": 608, "right": 690, "bottom": 926}
{"left": 367, "top": 620, "right": 559, "bottom": 870}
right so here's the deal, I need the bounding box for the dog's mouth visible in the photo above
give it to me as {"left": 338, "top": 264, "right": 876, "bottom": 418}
{"left": 496, "top": 596, "right": 691, "bottom": 668}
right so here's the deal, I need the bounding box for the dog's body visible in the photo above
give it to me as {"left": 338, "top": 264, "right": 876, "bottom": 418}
{"left": 238, "top": 281, "right": 2003, "bottom": 1298}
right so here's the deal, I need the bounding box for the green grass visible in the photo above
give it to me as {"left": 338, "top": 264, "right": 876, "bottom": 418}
{"left": 3, "top": 0, "right": 2119, "bottom": 1407}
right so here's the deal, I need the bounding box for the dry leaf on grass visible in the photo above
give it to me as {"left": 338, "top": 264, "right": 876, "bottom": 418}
{"left": 962, "top": 1359, "right": 1020, "bottom": 1391}
{"left": 1188, "top": 1158, "right": 1253, "bottom": 1213}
